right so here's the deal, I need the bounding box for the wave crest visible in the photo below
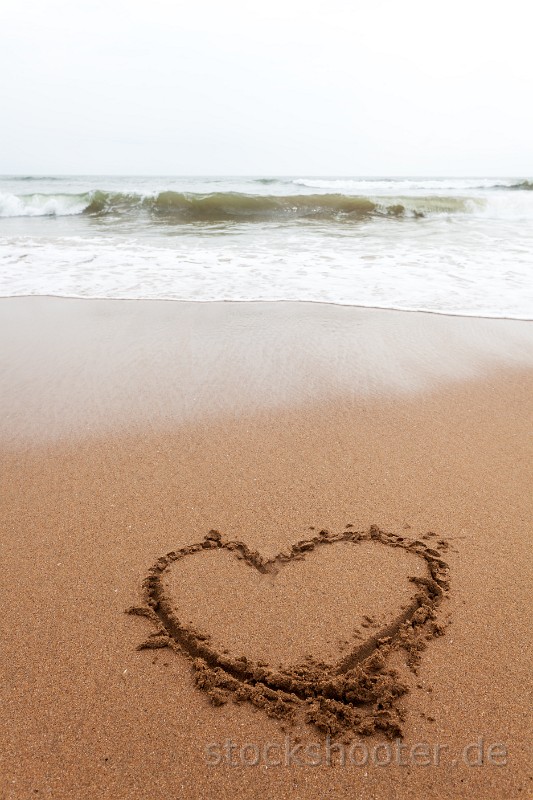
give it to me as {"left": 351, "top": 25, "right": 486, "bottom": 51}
{"left": 509, "top": 180, "right": 533, "bottom": 190}
{"left": 2, "top": 188, "right": 532, "bottom": 221}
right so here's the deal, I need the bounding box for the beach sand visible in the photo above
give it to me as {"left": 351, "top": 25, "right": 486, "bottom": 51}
{"left": 1, "top": 298, "right": 532, "bottom": 799}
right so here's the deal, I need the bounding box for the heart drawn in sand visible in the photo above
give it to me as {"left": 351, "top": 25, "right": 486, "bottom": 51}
{"left": 128, "top": 526, "right": 449, "bottom": 738}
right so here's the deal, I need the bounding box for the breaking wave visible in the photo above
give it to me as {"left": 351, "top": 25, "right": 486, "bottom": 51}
{"left": 0, "top": 190, "right": 485, "bottom": 221}
{"left": 84, "top": 191, "right": 419, "bottom": 220}
{"left": 1, "top": 185, "right": 533, "bottom": 222}
{"left": 509, "top": 180, "right": 533, "bottom": 190}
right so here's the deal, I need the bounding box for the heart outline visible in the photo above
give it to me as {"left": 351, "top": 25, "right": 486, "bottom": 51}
{"left": 128, "top": 525, "right": 449, "bottom": 738}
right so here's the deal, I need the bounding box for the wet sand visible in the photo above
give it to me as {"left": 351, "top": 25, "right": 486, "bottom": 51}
{"left": 1, "top": 298, "right": 532, "bottom": 799}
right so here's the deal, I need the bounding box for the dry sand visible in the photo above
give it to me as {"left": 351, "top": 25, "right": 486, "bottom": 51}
{"left": 0, "top": 298, "right": 532, "bottom": 799}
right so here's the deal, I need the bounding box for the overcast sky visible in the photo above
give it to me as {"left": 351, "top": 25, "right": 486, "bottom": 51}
{"left": 1, "top": 0, "right": 531, "bottom": 176}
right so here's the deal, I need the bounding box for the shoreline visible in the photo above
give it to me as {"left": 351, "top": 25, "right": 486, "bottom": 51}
{"left": 2, "top": 292, "right": 532, "bottom": 321}
{"left": 1, "top": 297, "right": 532, "bottom": 799}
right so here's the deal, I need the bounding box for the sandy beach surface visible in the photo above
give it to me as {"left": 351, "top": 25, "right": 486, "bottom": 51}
{"left": 1, "top": 298, "right": 532, "bottom": 800}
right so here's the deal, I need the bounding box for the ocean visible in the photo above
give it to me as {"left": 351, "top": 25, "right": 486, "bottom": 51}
{"left": 1, "top": 175, "right": 532, "bottom": 318}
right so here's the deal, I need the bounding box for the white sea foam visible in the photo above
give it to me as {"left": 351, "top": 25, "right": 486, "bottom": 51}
{"left": 1, "top": 223, "right": 532, "bottom": 318}
{"left": 291, "top": 177, "right": 519, "bottom": 192}
{"left": 0, "top": 191, "right": 92, "bottom": 218}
